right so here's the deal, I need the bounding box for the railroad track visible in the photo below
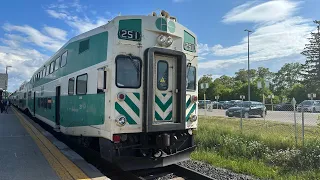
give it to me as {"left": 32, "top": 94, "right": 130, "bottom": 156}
{"left": 132, "top": 164, "right": 215, "bottom": 180}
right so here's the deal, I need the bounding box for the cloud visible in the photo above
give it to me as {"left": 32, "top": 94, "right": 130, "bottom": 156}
{"left": 223, "top": 0, "right": 300, "bottom": 23}
{"left": 0, "top": 46, "right": 49, "bottom": 92}
{"left": 1, "top": 0, "right": 110, "bottom": 91}
{"left": 46, "top": 9, "right": 68, "bottom": 19}
{"left": 46, "top": 1, "right": 111, "bottom": 34}
{"left": 43, "top": 26, "right": 67, "bottom": 40}
{"left": 199, "top": 0, "right": 314, "bottom": 76}
{"left": 3, "top": 23, "right": 65, "bottom": 52}
{"left": 1, "top": 23, "right": 67, "bottom": 91}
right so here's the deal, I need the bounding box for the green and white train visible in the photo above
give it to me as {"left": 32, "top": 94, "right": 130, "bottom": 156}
{"left": 10, "top": 11, "right": 198, "bottom": 170}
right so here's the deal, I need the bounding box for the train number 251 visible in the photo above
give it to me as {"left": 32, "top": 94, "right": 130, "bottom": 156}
{"left": 118, "top": 29, "right": 141, "bottom": 41}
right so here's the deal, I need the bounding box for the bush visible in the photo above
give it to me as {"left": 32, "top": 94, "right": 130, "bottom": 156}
{"left": 193, "top": 116, "right": 320, "bottom": 178}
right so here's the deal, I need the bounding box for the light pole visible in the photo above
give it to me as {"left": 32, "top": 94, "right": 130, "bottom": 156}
{"left": 244, "top": 29, "right": 252, "bottom": 101}
{"left": 5, "top": 65, "right": 12, "bottom": 91}
{"left": 6, "top": 65, "right": 12, "bottom": 74}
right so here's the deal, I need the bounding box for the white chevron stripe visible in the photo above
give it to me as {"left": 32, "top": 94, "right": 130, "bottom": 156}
{"left": 156, "top": 92, "right": 172, "bottom": 104}
{"left": 126, "top": 93, "right": 140, "bottom": 105}
{"left": 186, "top": 95, "right": 191, "bottom": 103}
{"left": 155, "top": 103, "right": 172, "bottom": 117}
{"left": 155, "top": 92, "right": 173, "bottom": 120}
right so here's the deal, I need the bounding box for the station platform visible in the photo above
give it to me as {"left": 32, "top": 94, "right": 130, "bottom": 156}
{"left": 0, "top": 107, "right": 109, "bottom": 180}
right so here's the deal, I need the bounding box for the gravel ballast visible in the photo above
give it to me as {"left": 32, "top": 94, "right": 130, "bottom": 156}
{"left": 177, "top": 160, "right": 258, "bottom": 180}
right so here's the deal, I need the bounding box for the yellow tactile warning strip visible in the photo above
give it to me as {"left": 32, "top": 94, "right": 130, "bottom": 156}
{"left": 13, "top": 108, "right": 90, "bottom": 180}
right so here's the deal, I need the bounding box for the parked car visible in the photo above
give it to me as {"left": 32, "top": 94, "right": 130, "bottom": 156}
{"left": 275, "top": 103, "right": 295, "bottom": 111}
{"left": 219, "top": 101, "right": 230, "bottom": 109}
{"left": 229, "top": 100, "right": 242, "bottom": 108}
{"left": 207, "top": 101, "right": 219, "bottom": 109}
{"left": 226, "top": 101, "right": 267, "bottom": 118}
{"left": 198, "top": 100, "right": 211, "bottom": 109}
{"left": 297, "top": 100, "right": 320, "bottom": 113}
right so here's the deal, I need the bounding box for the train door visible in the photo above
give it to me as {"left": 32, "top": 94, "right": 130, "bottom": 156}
{"left": 33, "top": 92, "right": 36, "bottom": 116}
{"left": 55, "top": 86, "right": 61, "bottom": 126}
{"left": 154, "top": 56, "right": 176, "bottom": 122}
{"left": 144, "top": 48, "right": 186, "bottom": 132}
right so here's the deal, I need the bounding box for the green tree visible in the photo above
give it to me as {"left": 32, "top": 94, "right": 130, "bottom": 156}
{"left": 301, "top": 20, "right": 320, "bottom": 95}
{"left": 234, "top": 69, "right": 257, "bottom": 82}
{"left": 212, "top": 75, "right": 234, "bottom": 100}
{"left": 257, "top": 67, "right": 274, "bottom": 80}
{"left": 287, "top": 83, "right": 306, "bottom": 103}
{"left": 273, "top": 62, "right": 303, "bottom": 96}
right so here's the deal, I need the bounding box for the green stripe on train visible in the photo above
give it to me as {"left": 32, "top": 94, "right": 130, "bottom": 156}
{"left": 186, "top": 96, "right": 196, "bottom": 122}
{"left": 115, "top": 102, "right": 137, "bottom": 124}
{"left": 60, "top": 94, "right": 105, "bottom": 127}
{"left": 124, "top": 95, "right": 140, "bottom": 117}
{"left": 34, "top": 94, "right": 105, "bottom": 127}
{"left": 186, "top": 104, "right": 196, "bottom": 121}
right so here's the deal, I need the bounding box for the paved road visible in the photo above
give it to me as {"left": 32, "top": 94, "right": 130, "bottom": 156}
{"left": 199, "top": 109, "right": 320, "bottom": 126}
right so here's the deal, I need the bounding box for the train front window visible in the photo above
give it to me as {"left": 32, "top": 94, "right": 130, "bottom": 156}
{"left": 186, "top": 66, "right": 196, "bottom": 90}
{"left": 116, "top": 56, "right": 141, "bottom": 88}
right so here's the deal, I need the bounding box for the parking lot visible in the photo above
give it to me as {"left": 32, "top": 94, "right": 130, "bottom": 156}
{"left": 199, "top": 109, "right": 320, "bottom": 126}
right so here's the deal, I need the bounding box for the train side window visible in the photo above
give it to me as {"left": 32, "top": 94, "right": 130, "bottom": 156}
{"left": 68, "top": 78, "right": 75, "bottom": 95}
{"left": 54, "top": 57, "right": 60, "bottom": 71}
{"left": 79, "top": 39, "right": 89, "bottom": 54}
{"left": 38, "top": 98, "right": 40, "bottom": 107}
{"left": 46, "top": 65, "right": 50, "bottom": 76}
{"left": 43, "top": 67, "right": 46, "bottom": 77}
{"left": 76, "top": 74, "right": 88, "bottom": 95}
{"left": 97, "top": 68, "right": 106, "bottom": 93}
{"left": 44, "top": 98, "right": 48, "bottom": 109}
{"left": 40, "top": 98, "right": 43, "bottom": 108}
{"left": 48, "top": 98, "right": 52, "bottom": 109}
{"left": 157, "top": 61, "right": 168, "bottom": 90}
{"left": 61, "top": 51, "right": 68, "bottom": 67}
{"left": 50, "top": 61, "right": 55, "bottom": 74}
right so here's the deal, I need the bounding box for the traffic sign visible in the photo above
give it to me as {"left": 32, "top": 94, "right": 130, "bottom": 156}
{"left": 200, "top": 83, "right": 209, "bottom": 89}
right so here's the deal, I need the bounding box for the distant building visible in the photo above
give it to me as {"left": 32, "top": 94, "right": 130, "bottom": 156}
{"left": 0, "top": 73, "right": 8, "bottom": 90}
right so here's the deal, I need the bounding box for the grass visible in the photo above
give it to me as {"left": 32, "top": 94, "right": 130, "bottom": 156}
{"left": 191, "top": 116, "right": 320, "bottom": 179}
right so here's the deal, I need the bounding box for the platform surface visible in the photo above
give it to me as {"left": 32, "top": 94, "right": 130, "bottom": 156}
{"left": 0, "top": 108, "right": 60, "bottom": 180}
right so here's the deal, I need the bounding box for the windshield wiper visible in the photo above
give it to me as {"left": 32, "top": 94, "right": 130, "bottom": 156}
{"left": 128, "top": 55, "right": 140, "bottom": 79}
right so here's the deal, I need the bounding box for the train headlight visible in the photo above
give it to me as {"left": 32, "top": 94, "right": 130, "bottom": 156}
{"left": 157, "top": 35, "right": 174, "bottom": 47}
{"left": 157, "top": 35, "right": 167, "bottom": 46}
{"left": 165, "top": 36, "right": 173, "bottom": 47}
{"left": 116, "top": 115, "right": 127, "bottom": 126}
{"left": 189, "top": 114, "right": 197, "bottom": 122}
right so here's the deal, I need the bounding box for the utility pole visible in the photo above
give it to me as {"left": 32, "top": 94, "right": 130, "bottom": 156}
{"left": 6, "top": 65, "right": 12, "bottom": 74}
{"left": 317, "top": 21, "right": 320, "bottom": 79}
{"left": 245, "top": 29, "right": 252, "bottom": 101}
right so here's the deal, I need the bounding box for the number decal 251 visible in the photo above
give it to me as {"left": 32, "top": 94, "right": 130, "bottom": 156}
{"left": 184, "top": 42, "right": 196, "bottom": 52}
{"left": 118, "top": 29, "right": 141, "bottom": 41}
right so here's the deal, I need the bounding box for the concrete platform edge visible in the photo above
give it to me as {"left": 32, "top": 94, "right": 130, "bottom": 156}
{"left": 13, "top": 107, "right": 110, "bottom": 180}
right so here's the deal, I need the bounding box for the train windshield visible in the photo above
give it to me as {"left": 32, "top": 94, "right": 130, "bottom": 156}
{"left": 116, "top": 56, "right": 141, "bottom": 88}
{"left": 186, "top": 66, "right": 196, "bottom": 90}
